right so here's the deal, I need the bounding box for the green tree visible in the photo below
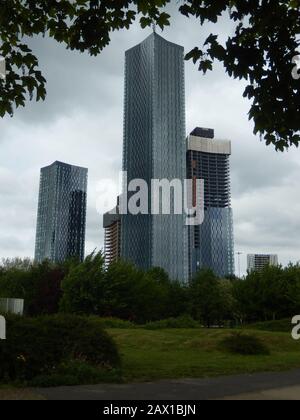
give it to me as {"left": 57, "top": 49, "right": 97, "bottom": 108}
{"left": 0, "top": 259, "right": 65, "bottom": 316}
{"left": 233, "top": 264, "right": 300, "bottom": 323}
{"left": 0, "top": 267, "right": 31, "bottom": 300}
{"left": 0, "top": 1, "right": 299, "bottom": 149}
{"left": 0, "top": 257, "right": 32, "bottom": 271}
{"left": 218, "top": 279, "right": 236, "bottom": 323}
{"left": 167, "top": 280, "right": 189, "bottom": 318}
{"left": 147, "top": 267, "right": 170, "bottom": 285}
{"left": 189, "top": 269, "right": 224, "bottom": 327}
{"left": 284, "top": 263, "right": 300, "bottom": 315}
{"left": 27, "top": 261, "right": 65, "bottom": 316}
{"left": 104, "top": 260, "right": 169, "bottom": 323}
{"left": 257, "top": 265, "right": 287, "bottom": 321}
{"left": 60, "top": 252, "right": 106, "bottom": 315}
{"left": 102, "top": 260, "right": 144, "bottom": 320}
{"left": 233, "top": 271, "right": 267, "bottom": 323}
{"left": 147, "top": 267, "right": 189, "bottom": 318}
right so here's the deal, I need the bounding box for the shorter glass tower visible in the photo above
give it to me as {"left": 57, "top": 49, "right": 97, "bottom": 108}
{"left": 103, "top": 197, "right": 121, "bottom": 267}
{"left": 187, "top": 128, "right": 235, "bottom": 278}
{"left": 35, "top": 161, "right": 88, "bottom": 263}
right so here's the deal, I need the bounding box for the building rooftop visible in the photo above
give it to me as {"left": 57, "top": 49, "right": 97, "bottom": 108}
{"left": 190, "top": 127, "right": 215, "bottom": 139}
{"left": 126, "top": 31, "right": 184, "bottom": 54}
{"left": 187, "top": 135, "right": 231, "bottom": 155}
{"left": 41, "top": 161, "right": 88, "bottom": 171}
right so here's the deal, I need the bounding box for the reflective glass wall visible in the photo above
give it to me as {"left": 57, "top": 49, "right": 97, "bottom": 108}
{"left": 35, "top": 161, "right": 87, "bottom": 263}
{"left": 122, "top": 33, "right": 188, "bottom": 282}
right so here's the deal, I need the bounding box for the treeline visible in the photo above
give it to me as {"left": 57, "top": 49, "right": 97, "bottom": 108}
{"left": 0, "top": 254, "right": 300, "bottom": 326}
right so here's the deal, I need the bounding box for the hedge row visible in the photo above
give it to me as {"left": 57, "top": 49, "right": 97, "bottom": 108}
{"left": 0, "top": 314, "right": 120, "bottom": 382}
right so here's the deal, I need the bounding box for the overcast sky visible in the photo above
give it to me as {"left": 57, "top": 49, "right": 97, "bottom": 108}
{"left": 1, "top": 6, "right": 300, "bottom": 275}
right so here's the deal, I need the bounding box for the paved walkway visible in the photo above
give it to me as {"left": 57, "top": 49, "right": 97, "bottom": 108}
{"left": 223, "top": 386, "right": 300, "bottom": 400}
{"left": 30, "top": 369, "right": 300, "bottom": 400}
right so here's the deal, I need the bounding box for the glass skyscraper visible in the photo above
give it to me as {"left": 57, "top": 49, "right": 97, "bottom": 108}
{"left": 35, "top": 161, "right": 88, "bottom": 263}
{"left": 187, "top": 128, "right": 235, "bottom": 278}
{"left": 121, "top": 32, "right": 188, "bottom": 282}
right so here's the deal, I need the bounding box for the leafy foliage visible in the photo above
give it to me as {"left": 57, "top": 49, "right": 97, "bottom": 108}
{"left": 0, "top": 0, "right": 169, "bottom": 117}
{"left": 233, "top": 264, "right": 300, "bottom": 323}
{"left": 0, "top": 1, "right": 299, "bottom": 149}
{"left": 0, "top": 314, "right": 121, "bottom": 382}
{"left": 0, "top": 259, "right": 65, "bottom": 316}
{"left": 182, "top": 0, "right": 300, "bottom": 150}
{"left": 89, "top": 316, "right": 136, "bottom": 329}
{"left": 189, "top": 269, "right": 231, "bottom": 327}
{"left": 30, "top": 359, "right": 121, "bottom": 387}
{"left": 245, "top": 319, "right": 292, "bottom": 333}
{"left": 60, "top": 252, "right": 106, "bottom": 315}
{"left": 143, "top": 315, "right": 201, "bottom": 329}
{"left": 1, "top": 254, "right": 300, "bottom": 325}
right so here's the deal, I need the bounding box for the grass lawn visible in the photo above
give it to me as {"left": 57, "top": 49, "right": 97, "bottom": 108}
{"left": 1, "top": 326, "right": 299, "bottom": 398}
{"left": 108, "top": 328, "right": 300, "bottom": 382}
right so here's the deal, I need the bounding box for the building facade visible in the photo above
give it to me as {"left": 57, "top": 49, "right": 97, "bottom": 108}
{"left": 187, "top": 128, "right": 235, "bottom": 278}
{"left": 247, "top": 254, "right": 279, "bottom": 272}
{"left": 103, "top": 198, "right": 121, "bottom": 267}
{"left": 121, "top": 32, "right": 188, "bottom": 282}
{"left": 35, "top": 161, "right": 88, "bottom": 263}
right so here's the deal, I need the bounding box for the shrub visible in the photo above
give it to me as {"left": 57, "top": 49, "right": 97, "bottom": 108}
{"left": 30, "top": 374, "right": 78, "bottom": 388}
{"left": 245, "top": 319, "right": 291, "bottom": 333}
{"left": 220, "top": 333, "right": 270, "bottom": 356}
{"left": 30, "top": 360, "right": 122, "bottom": 387}
{"left": 144, "top": 315, "right": 201, "bottom": 330}
{"left": 0, "top": 314, "right": 121, "bottom": 382}
{"left": 90, "top": 317, "right": 136, "bottom": 329}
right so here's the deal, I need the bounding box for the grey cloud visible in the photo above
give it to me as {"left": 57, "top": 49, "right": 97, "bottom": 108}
{"left": 0, "top": 235, "right": 33, "bottom": 255}
{"left": 0, "top": 10, "right": 300, "bottom": 275}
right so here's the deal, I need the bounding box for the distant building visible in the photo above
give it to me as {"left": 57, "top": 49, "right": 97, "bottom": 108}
{"left": 35, "top": 161, "right": 88, "bottom": 263}
{"left": 247, "top": 254, "right": 279, "bottom": 272}
{"left": 121, "top": 32, "right": 188, "bottom": 282}
{"left": 103, "top": 198, "right": 121, "bottom": 266}
{"left": 187, "top": 127, "right": 235, "bottom": 278}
